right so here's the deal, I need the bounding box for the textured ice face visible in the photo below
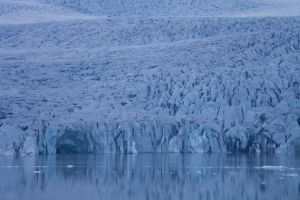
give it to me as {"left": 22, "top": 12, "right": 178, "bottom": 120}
{"left": 0, "top": 0, "right": 299, "bottom": 155}
{"left": 1, "top": 116, "right": 300, "bottom": 155}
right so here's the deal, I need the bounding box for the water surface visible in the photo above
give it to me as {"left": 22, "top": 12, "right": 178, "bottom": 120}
{"left": 0, "top": 154, "right": 300, "bottom": 200}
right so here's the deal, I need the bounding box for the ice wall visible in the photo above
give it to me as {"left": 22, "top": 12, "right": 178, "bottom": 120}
{"left": 1, "top": 114, "right": 300, "bottom": 155}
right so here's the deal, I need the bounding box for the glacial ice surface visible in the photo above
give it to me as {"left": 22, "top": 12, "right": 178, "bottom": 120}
{"left": 0, "top": 0, "right": 300, "bottom": 155}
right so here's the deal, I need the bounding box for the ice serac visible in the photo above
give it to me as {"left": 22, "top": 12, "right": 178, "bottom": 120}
{"left": 0, "top": 0, "right": 300, "bottom": 155}
{"left": 0, "top": 125, "right": 36, "bottom": 155}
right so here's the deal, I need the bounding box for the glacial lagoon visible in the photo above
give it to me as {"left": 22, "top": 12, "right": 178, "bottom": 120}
{"left": 0, "top": 154, "right": 299, "bottom": 200}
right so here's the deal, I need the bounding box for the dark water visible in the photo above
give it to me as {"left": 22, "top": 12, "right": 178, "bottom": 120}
{"left": 0, "top": 154, "right": 300, "bottom": 200}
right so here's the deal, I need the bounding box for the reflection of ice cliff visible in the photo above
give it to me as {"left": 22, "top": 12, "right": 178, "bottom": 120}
{"left": 0, "top": 0, "right": 299, "bottom": 155}
{"left": 0, "top": 154, "right": 299, "bottom": 200}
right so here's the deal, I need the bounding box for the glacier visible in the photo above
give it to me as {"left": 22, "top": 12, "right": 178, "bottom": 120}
{"left": 0, "top": 0, "right": 300, "bottom": 155}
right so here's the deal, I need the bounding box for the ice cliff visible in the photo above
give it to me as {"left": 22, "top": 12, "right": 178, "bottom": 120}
{"left": 0, "top": 0, "right": 299, "bottom": 155}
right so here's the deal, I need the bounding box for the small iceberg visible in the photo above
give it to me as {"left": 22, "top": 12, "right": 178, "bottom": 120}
{"left": 255, "top": 166, "right": 288, "bottom": 170}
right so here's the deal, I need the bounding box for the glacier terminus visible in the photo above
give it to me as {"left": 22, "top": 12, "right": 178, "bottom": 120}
{"left": 0, "top": 0, "right": 300, "bottom": 155}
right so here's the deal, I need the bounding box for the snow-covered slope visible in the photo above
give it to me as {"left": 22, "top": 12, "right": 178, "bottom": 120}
{"left": 0, "top": 0, "right": 98, "bottom": 24}
{"left": 0, "top": 0, "right": 300, "bottom": 155}
{"left": 40, "top": 0, "right": 300, "bottom": 17}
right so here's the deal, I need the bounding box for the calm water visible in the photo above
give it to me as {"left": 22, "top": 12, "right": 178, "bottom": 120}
{"left": 0, "top": 154, "right": 300, "bottom": 200}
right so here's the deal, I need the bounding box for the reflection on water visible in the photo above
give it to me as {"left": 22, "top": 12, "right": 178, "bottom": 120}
{"left": 0, "top": 154, "right": 300, "bottom": 200}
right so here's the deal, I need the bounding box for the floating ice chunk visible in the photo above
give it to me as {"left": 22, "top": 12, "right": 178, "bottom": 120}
{"left": 285, "top": 173, "right": 298, "bottom": 177}
{"left": 1, "top": 166, "right": 21, "bottom": 168}
{"left": 256, "top": 166, "right": 288, "bottom": 170}
{"left": 228, "top": 171, "right": 237, "bottom": 174}
{"left": 278, "top": 177, "right": 286, "bottom": 180}
{"left": 35, "top": 165, "right": 48, "bottom": 168}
